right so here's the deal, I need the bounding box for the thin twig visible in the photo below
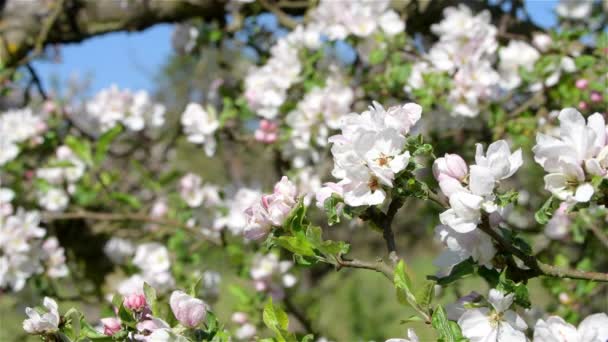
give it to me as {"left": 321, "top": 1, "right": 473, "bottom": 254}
{"left": 335, "top": 256, "right": 394, "bottom": 280}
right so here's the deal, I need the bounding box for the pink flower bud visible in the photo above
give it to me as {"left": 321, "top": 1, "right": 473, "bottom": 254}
{"left": 590, "top": 91, "right": 603, "bottom": 103}
{"left": 575, "top": 79, "right": 588, "bottom": 89}
{"left": 433, "top": 154, "right": 468, "bottom": 181}
{"left": 101, "top": 317, "right": 121, "bottom": 336}
{"left": 578, "top": 101, "right": 588, "bottom": 110}
{"left": 123, "top": 293, "right": 147, "bottom": 311}
{"left": 169, "top": 290, "right": 208, "bottom": 328}
{"left": 254, "top": 120, "right": 279, "bottom": 144}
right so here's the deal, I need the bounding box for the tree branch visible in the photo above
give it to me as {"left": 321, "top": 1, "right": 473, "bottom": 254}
{"left": 42, "top": 210, "right": 221, "bottom": 245}
{"left": 0, "top": 0, "right": 226, "bottom": 72}
{"left": 427, "top": 189, "right": 608, "bottom": 283}
{"left": 335, "top": 256, "right": 394, "bottom": 281}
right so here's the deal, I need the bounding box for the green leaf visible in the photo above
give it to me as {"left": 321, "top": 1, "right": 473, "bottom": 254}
{"left": 394, "top": 260, "right": 416, "bottom": 307}
{"left": 65, "top": 135, "right": 93, "bottom": 166}
{"left": 496, "top": 270, "right": 531, "bottom": 309}
{"left": 535, "top": 196, "right": 557, "bottom": 224}
{"left": 415, "top": 280, "right": 436, "bottom": 310}
{"left": 263, "top": 298, "right": 296, "bottom": 342}
{"left": 283, "top": 201, "right": 307, "bottom": 233}
{"left": 369, "top": 49, "right": 387, "bottom": 65}
{"left": 306, "top": 226, "right": 350, "bottom": 257}
{"left": 110, "top": 192, "right": 142, "bottom": 209}
{"left": 323, "top": 194, "right": 343, "bottom": 226}
{"left": 429, "top": 259, "right": 475, "bottom": 286}
{"left": 275, "top": 235, "right": 316, "bottom": 257}
{"left": 94, "top": 125, "right": 123, "bottom": 164}
{"left": 431, "top": 305, "right": 464, "bottom": 342}
{"left": 143, "top": 282, "right": 158, "bottom": 316}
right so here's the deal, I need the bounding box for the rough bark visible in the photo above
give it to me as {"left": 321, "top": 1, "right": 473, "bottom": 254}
{"left": 0, "top": 0, "right": 226, "bottom": 69}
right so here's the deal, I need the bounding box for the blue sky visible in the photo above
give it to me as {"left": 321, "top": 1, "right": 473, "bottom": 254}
{"left": 33, "top": 1, "right": 558, "bottom": 94}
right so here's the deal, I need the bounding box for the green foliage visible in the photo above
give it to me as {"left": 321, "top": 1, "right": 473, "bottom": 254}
{"left": 431, "top": 305, "right": 465, "bottom": 342}
{"left": 497, "top": 270, "right": 531, "bottom": 309}
{"left": 263, "top": 298, "right": 296, "bottom": 342}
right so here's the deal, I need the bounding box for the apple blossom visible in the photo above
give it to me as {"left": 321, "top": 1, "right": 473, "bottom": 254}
{"left": 457, "top": 289, "right": 527, "bottom": 342}
{"left": 169, "top": 290, "right": 208, "bottom": 328}
{"left": 534, "top": 313, "right": 608, "bottom": 342}
{"left": 124, "top": 293, "right": 147, "bottom": 311}
{"left": 498, "top": 40, "right": 540, "bottom": 90}
{"left": 254, "top": 119, "right": 279, "bottom": 144}
{"left": 181, "top": 103, "right": 219, "bottom": 156}
{"left": 243, "top": 177, "right": 298, "bottom": 240}
{"left": 22, "top": 297, "right": 60, "bottom": 334}
{"left": 433, "top": 154, "right": 468, "bottom": 182}
{"left": 533, "top": 108, "right": 607, "bottom": 203}
{"left": 385, "top": 328, "right": 419, "bottom": 342}
{"left": 101, "top": 317, "right": 121, "bottom": 336}
{"left": 555, "top": 0, "right": 592, "bottom": 20}
{"left": 37, "top": 187, "right": 69, "bottom": 212}
{"left": 41, "top": 237, "right": 68, "bottom": 278}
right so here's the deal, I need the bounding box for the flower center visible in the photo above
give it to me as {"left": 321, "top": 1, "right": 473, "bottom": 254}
{"left": 368, "top": 176, "right": 379, "bottom": 190}
{"left": 375, "top": 153, "right": 393, "bottom": 167}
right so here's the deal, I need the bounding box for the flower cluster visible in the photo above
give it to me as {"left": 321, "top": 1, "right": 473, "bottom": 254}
{"left": 114, "top": 242, "right": 175, "bottom": 295}
{"left": 181, "top": 103, "right": 220, "bottom": 157}
{"left": 326, "top": 102, "right": 421, "bottom": 207}
{"left": 179, "top": 173, "right": 221, "bottom": 208}
{"left": 285, "top": 73, "right": 354, "bottom": 167}
{"left": 0, "top": 209, "right": 68, "bottom": 291}
{"left": 533, "top": 108, "right": 607, "bottom": 203}
{"left": 36, "top": 145, "right": 87, "bottom": 212}
{"left": 311, "top": 0, "right": 403, "bottom": 40}
{"left": 231, "top": 312, "right": 257, "bottom": 340}
{"left": 0, "top": 108, "right": 47, "bottom": 165}
{"left": 85, "top": 85, "right": 166, "bottom": 132}
{"left": 213, "top": 187, "right": 261, "bottom": 236}
{"left": 243, "top": 26, "right": 320, "bottom": 119}
{"left": 243, "top": 177, "right": 298, "bottom": 240}
{"left": 249, "top": 252, "right": 297, "bottom": 300}
{"left": 433, "top": 140, "right": 522, "bottom": 274}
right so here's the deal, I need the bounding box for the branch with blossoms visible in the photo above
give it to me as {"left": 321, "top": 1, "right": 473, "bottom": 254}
{"left": 3, "top": 0, "right": 608, "bottom": 341}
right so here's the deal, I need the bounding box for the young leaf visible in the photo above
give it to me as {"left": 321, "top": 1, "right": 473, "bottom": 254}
{"left": 394, "top": 260, "right": 416, "bottom": 307}
{"left": 95, "top": 125, "right": 123, "bottom": 164}
{"left": 431, "top": 305, "right": 464, "bottom": 342}
{"left": 143, "top": 282, "right": 159, "bottom": 316}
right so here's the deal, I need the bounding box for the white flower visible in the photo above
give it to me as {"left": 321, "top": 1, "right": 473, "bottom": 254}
{"left": 534, "top": 313, "right": 608, "bottom": 342}
{"left": 170, "top": 290, "right": 208, "bottom": 328}
{"left": 85, "top": 86, "right": 164, "bottom": 132}
{"left": 0, "top": 108, "right": 46, "bottom": 165}
{"left": 433, "top": 153, "right": 468, "bottom": 182}
{"left": 243, "top": 177, "right": 298, "bottom": 240}
{"left": 38, "top": 188, "right": 69, "bottom": 212}
{"left": 235, "top": 323, "right": 257, "bottom": 340}
{"left": 181, "top": 103, "right": 219, "bottom": 156}
{"left": 214, "top": 188, "right": 261, "bottom": 235}
{"left": 435, "top": 224, "right": 496, "bottom": 274}
{"left": 42, "top": 237, "right": 69, "bottom": 278}
{"left": 544, "top": 203, "right": 570, "bottom": 240}
{"left": 533, "top": 109, "right": 607, "bottom": 203}
{"left": 23, "top": 297, "right": 60, "bottom": 334}
{"left": 556, "top": 0, "right": 593, "bottom": 20}
{"left": 532, "top": 33, "right": 552, "bottom": 52}
{"left": 328, "top": 102, "right": 418, "bottom": 207}
{"left": 104, "top": 237, "right": 135, "bottom": 265}
{"left": 179, "top": 173, "right": 205, "bottom": 208}
{"left": 458, "top": 289, "right": 527, "bottom": 342}
{"left": 386, "top": 328, "right": 419, "bottom": 342}
{"left": 133, "top": 243, "right": 171, "bottom": 274}
{"left": 472, "top": 140, "right": 523, "bottom": 194}
{"left": 440, "top": 192, "right": 484, "bottom": 233}
{"left": 379, "top": 10, "right": 405, "bottom": 36}
{"left": 499, "top": 40, "right": 540, "bottom": 90}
